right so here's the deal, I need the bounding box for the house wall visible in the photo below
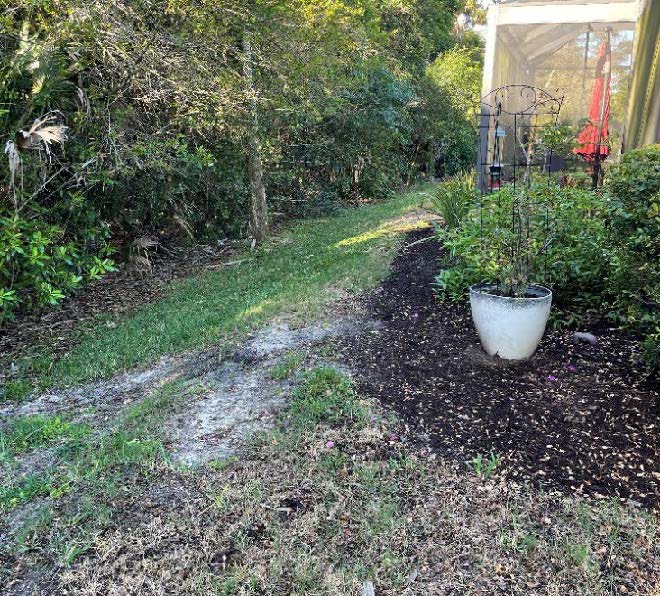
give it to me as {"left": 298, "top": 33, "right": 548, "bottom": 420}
{"left": 625, "top": 0, "right": 660, "bottom": 149}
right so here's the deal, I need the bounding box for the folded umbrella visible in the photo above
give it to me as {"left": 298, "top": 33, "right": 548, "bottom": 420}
{"left": 574, "top": 38, "right": 611, "bottom": 163}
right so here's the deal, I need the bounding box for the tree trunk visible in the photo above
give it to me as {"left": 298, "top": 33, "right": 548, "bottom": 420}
{"left": 242, "top": 35, "right": 268, "bottom": 243}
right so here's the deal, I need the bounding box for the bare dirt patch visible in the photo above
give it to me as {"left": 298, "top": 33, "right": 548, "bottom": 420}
{"left": 337, "top": 229, "right": 660, "bottom": 508}
{"left": 1, "top": 316, "right": 368, "bottom": 478}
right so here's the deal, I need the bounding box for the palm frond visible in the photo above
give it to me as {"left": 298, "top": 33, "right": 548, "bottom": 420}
{"left": 17, "top": 112, "right": 68, "bottom": 152}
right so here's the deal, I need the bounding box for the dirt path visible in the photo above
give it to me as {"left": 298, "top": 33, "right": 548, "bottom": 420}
{"left": 2, "top": 316, "right": 368, "bottom": 472}
{"left": 337, "top": 229, "right": 660, "bottom": 509}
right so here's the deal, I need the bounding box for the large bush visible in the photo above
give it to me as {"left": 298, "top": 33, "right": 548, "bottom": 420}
{"left": 435, "top": 182, "right": 608, "bottom": 307}
{"left": 604, "top": 145, "right": 660, "bottom": 370}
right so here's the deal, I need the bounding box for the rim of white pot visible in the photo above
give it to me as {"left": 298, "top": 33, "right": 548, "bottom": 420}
{"left": 470, "top": 283, "right": 552, "bottom": 301}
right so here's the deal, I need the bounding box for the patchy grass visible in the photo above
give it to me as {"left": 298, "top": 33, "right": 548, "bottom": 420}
{"left": 0, "top": 415, "right": 90, "bottom": 462}
{"left": 287, "top": 367, "right": 368, "bottom": 430}
{"left": 0, "top": 379, "right": 33, "bottom": 403}
{"left": 0, "top": 379, "right": 197, "bottom": 569}
{"left": 1, "top": 369, "right": 646, "bottom": 594}
{"left": 12, "top": 185, "right": 435, "bottom": 389}
{"left": 268, "top": 351, "right": 304, "bottom": 381}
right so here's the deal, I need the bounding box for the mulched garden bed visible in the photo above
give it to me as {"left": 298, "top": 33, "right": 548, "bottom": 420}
{"left": 338, "top": 229, "right": 660, "bottom": 509}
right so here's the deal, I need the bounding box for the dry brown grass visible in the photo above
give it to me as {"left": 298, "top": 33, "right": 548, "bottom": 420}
{"left": 53, "top": 369, "right": 658, "bottom": 595}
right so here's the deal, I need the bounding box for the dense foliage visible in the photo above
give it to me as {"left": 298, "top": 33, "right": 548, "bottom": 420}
{"left": 604, "top": 145, "right": 660, "bottom": 369}
{"left": 435, "top": 147, "right": 660, "bottom": 371}
{"left": 1, "top": 0, "right": 482, "bottom": 320}
{"left": 435, "top": 183, "right": 608, "bottom": 304}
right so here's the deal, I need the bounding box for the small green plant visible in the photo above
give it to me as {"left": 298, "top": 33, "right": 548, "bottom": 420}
{"left": 0, "top": 474, "right": 58, "bottom": 512}
{"left": 208, "top": 456, "right": 238, "bottom": 471}
{"left": 498, "top": 511, "right": 539, "bottom": 556}
{"left": 212, "top": 485, "right": 232, "bottom": 511}
{"left": 289, "top": 368, "right": 367, "bottom": 430}
{"left": 432, "top": 171, "right": 477, "bottom": 230}
{"left": 1, "top": 379, "right": 33, "bottom": 402}
{"left": 469, "top": 450, "right": 501, "bottom": 480}
{"left": 320, "top": 449, "right": 347, "bottom": 474}
{"left": 0, "top": 415, "right": 90, "bottom": 461}
{"left": 562, "top": 537, "right": 591, "bottom": 568}
{"left": 269, "top": 352, "right": 303, "bottom": 381}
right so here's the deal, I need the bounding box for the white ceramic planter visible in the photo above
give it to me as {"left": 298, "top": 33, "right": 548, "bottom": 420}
{"left": 469, "top": 283, "right": 552, "bottom": 360}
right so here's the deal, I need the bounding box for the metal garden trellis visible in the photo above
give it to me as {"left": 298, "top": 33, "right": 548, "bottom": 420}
{"left": 476, "top": 84, "right": 565, "bottom": 295}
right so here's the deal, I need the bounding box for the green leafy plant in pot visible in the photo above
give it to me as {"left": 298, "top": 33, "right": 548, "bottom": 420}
{"left": 469, "top": 185, "right": 553, "bottom": 360}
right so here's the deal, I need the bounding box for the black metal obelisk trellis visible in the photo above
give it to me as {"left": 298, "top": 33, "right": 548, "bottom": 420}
{"left": 475, "top": 85, "right": 565, "bottom": 293}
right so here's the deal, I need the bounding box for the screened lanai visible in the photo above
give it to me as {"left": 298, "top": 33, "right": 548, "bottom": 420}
{"left": 478, "top": 0, "right": 652, "bottom": 186}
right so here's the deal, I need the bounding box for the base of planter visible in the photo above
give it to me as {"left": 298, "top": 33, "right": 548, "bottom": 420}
{"left": 469, "top": 283, "right": 552, "bottom": 360}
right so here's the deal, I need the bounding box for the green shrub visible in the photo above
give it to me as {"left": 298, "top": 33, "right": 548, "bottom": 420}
{"left": 432, "top": 171, "right": 477, "bottom": 230}
{"left": 0, "top": 207, "right": 115, "bottom": 322}
{"left": 435, "top": 184, "right": 608, "bottom": 306}
{"left": 604, "top": 145, "right": 660, "bottom": 371}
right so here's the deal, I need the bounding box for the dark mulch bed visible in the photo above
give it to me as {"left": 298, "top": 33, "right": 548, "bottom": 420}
{"left": 338, "top": 229, "right": 660, "bottom": 508}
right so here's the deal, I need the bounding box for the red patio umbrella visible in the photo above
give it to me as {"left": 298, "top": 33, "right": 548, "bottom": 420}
{"left": 574, "top": 36, "right": 612, "bottom": 163}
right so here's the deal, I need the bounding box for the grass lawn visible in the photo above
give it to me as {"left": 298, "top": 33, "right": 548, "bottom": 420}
{"left": 13, "top": 184, "right": 436, "bottom": 390}
{"left": 2, "top": 369, "right": 656, "bottom": 593}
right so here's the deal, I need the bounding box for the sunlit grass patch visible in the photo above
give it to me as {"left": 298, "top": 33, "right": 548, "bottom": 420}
{"left": 334, "top": 215, "right": 430, "bottom": 247}
{"left": 16, "top": 184, "right": 436, "bottom": 389}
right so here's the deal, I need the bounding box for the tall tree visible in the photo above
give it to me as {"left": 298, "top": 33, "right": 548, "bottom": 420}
{"left": 241, "top": 33, "right": 268, "bottom": 244}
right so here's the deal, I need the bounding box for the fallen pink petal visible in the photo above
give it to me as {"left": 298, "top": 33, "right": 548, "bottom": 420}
{"left": 325, "top": 441, "right": 335, "bottom": 449}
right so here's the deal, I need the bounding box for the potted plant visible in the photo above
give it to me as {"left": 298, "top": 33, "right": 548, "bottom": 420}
{"left": 469, "top": 186, "right": 552, "bottom": 360}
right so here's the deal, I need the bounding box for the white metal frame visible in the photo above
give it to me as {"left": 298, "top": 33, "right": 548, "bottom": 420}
{"left": 481, "top": 0, "right": 646, "bottom": 94}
